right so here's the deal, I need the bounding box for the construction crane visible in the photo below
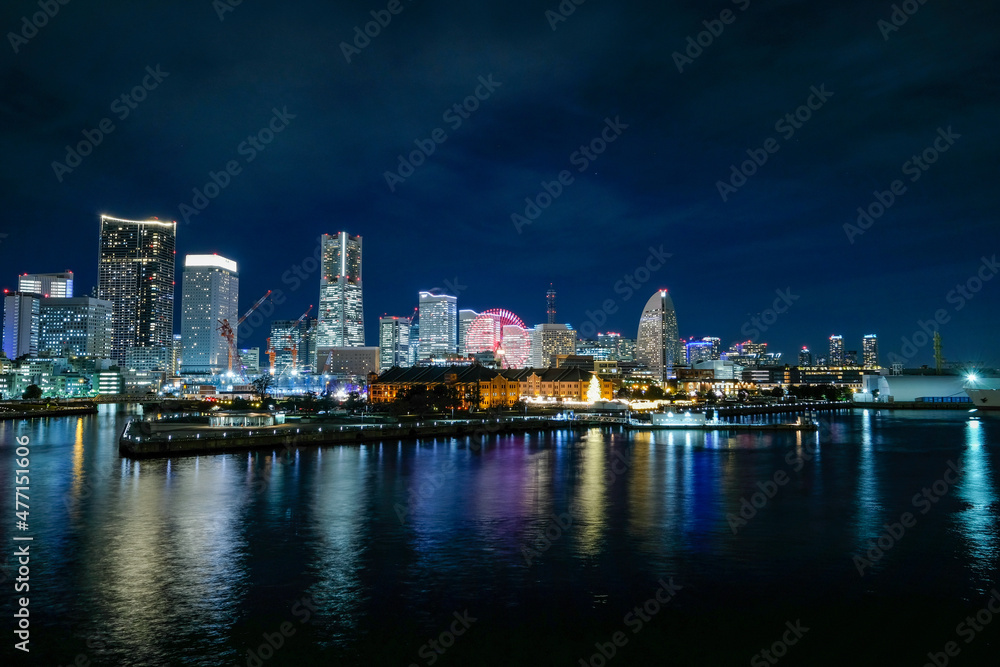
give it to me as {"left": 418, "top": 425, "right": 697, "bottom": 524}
{"left": 218, "top": 290, "right": 273, "bottom": 380}
{"left": 266, "top": 337, "right": 277, "bottom": 375}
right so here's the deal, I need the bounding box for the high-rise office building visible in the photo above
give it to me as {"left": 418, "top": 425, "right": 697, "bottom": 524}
{"left": 98, "top": 215, "right": 177, "bottom": 363}
{"left": 171, "top": 333, "right": 182, "bottom": 375}
{"left": 686, "top": 340, "right": 714, "bottom": 366}
{"left": 863, "top": 334, "right": 879, "bottom": 369}
{"left": 828, "top": 335, "right": 844, "bottom": 366}
{"left": 702, "top": 337, "right": 722, "bottom": 360}
{"left": 408, "top": 320, "right": 419, "bottom": 366}
{"left": 180, "top": 254, "right": 239, "bottom": 375}
{"left": 617, "top": 337, "right": 636, "bottom": 362}
{"left": 316, "top": 346, "right": 380, "bottom": 379}
{"left": 39, "top": 297, "right": 112, "bottom": 358}
{"left": 723, "top": 341, "right": 768, "bottom": 368}
{"left": 124, "top": 347, "right": 171, "bottom": 395}
{"left": 418, "top": 292, "right": 457, "bottom": 362}
{"left": 318, "top": 232, "right": 364, "bottom": 350}
{"left": 636, "top": 290, "right": 681, "bottom": 381}
{"left": 299, "top": 318, "right": 319, "bottom": 374}
{"left": 2, "top": 292, "right": 40, "bottom": 359}
{"left": 458, "top": 309, "right": 479, "bottom": 355}
{"left": 238, "top": 347, "right": 260, "bottom": 375}
{"left": 798, "top": 347, "right": 812, "bottom": 367}
{"left": 379, "top": 316, "right": 412, "bottom": 369}
{"left": 19, "top": 272, "right": 74, "bottom": 298}
{"left": 590, "top": 332, "right": 627, "bottom": 361}
{"left": 268, "top": 320, "right": 308, "bottom": 377}
{"left": 576, "top": 340, "right": 612, "bottom": 361}
{"left": 530, "top": 323, "right": 576, "bottom": 368}
{"left": 124, "top": 346, "right": 172, "bottom": 372}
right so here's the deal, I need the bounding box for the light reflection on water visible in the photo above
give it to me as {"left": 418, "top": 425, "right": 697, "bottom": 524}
{"left": 0, "top": 406, "right": 997, "bottom": 663}
{"left": 956, "top": 419, "right": 997, "bottom": 581}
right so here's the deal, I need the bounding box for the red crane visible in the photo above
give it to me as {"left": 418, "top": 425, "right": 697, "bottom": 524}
{"left": 218, "top": 290, "right": 272, "bottom": 379}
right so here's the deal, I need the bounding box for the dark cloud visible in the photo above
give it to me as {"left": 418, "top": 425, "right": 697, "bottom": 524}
{"left": 1, "top": 0, "right": 997, "bottom": 366}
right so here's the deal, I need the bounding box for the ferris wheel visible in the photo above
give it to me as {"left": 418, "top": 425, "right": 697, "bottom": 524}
{"left": 464, "top": 308, "right": 531, "bottom": 368}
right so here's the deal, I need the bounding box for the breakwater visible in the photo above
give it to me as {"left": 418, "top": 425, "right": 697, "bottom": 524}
{"left": 0, "top": 403, "right": 98, "bottom": 421}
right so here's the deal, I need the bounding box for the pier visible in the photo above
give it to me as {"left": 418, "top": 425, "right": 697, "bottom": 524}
{"left": 118, "top": 412, "right": 823, "bottom": 458}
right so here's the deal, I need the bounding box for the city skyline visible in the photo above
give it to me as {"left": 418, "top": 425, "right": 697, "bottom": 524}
{"left": 0, "top": 222, "right": 957, "bottom": 371}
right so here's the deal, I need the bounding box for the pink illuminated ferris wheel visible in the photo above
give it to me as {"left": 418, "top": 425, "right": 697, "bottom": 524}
{"left": 464, "top": 309, "right": 531, "bottom": 368}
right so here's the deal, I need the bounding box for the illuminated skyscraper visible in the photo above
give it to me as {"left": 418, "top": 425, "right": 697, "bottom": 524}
{"left": 171, "top": 333, "right": 182, "bottom": 374}
{"left": 863, "top": 334, "right": 879, "bottom": 369}
{"left": 798, "top": 347, "right": 812, "bottom": 367}
{"left": 702, "top": 337, "right": 721, "bottom": 360}
{"left": 408, "top": 320, "right": 419, "bottom": 366}
{"left": 686, "top": 340, "right": 714, "bottom": 365}
{"left": 828, "top": 334, "right": 844, "bottom": 366}
{"left": 2, "top": 292, "right": 40, "bottom": 359}
{"left": 530, "top": 323, "right": 576, "bottom": 367}
{"left": 418, "top": 292, "right": 457, "bottom": 362}
{"left": 458, "top": 309, "right": 478, "bottom": 354}
{"left": 318, "top": 232, "right": 364, "bottom": 349}
{"left": 98, "top": 215, "right": 177, "bottom": 363}
{"left": 19, "top": 272, "right": 74, "bottom": 298}
{"left": 180, "top": 254, "right": 239, "bottom": 375}
{"left": 636, "top": 289, "right": 681, "bottom": 381}
{"left": 379, "top": 316, "right": 412, "bottom": 369}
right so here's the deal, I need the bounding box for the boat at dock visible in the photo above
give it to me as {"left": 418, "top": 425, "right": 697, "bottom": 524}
{"left": 965, "top": 378, "right": 1000, "bottom": 410}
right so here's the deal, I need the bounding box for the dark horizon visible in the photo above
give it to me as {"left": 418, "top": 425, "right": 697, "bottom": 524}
{"left": 1, "top": 0, "right": 997, "bottom": 367}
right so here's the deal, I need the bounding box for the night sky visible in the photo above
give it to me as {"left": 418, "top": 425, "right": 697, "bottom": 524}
{"left": 1, "top": 0, "right": 997, "bottom": 367}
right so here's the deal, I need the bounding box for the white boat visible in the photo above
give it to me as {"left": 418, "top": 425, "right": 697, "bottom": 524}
{"left": 965, "top": 378, "right": 1000, "bottom": 409}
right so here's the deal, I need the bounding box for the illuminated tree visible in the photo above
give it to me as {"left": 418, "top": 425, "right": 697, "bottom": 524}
{"left": 587, "top": 375, "right": 601, "bottom": 403}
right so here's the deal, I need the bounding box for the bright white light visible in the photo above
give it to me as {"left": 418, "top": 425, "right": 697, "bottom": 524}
{"left": 966, "top": 373, "right": 979, "bottom": 382}
{"left": 184, "top": 254, "right": 238, "bottom": 272}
